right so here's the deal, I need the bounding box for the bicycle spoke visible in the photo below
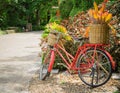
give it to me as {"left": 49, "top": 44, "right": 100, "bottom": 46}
{"left": 98, "top": 63, "right": 109, "bottom": 75}
{"left": 77, "top": 48, "right": 112, "bottom": 87}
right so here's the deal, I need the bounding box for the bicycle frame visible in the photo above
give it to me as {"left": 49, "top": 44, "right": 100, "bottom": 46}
{"left": 47, "top": 43, "right": 115, "bottom": 73}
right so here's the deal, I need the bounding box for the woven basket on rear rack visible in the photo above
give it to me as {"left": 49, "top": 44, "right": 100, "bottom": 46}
{"left": 89, "top": 24, "right": 109, "bottom": 44}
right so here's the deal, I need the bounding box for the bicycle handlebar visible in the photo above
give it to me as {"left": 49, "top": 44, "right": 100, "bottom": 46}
{"left": 73, "top": 36, "right": 88, "bottom": 41}
{"left": 49, "top": 31, "right": 89, "bottom": 46}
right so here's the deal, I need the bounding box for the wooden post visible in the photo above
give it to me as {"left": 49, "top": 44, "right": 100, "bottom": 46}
{"left": 26, "top": 23, "right": 32, "bottom": 31}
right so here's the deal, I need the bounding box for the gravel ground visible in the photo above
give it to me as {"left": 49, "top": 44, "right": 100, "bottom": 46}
{"left": 29, "top": 71, "right": 120, "bottom": 93}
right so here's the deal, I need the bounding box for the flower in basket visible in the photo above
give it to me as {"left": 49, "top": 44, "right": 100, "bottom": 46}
{"left": 83, "top": 0, "right": 116, "bottom": 38}
{"left": 50, "top": 22, "right": 67, "bottom": 34}
{"left": 88, "top": 0, "right": 112, "bottom": 24}
{"left": 42, "top": 22, "right": 72, "bottom": 41}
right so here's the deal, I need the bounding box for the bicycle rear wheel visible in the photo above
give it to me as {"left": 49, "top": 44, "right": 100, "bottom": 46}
{"left": 77, "top": 48, "right": 112, "bottom": 87}
{"left": 39, "top": 48, "right": 51, "bottom": 80}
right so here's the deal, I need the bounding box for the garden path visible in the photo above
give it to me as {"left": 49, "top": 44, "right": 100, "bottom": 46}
{"left": 0, "top": 31, "right": 42, "bottom": 93}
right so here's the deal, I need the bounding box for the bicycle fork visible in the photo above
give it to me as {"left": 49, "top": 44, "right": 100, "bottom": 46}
{"left": 47, "top": 50, "right": 55, "bottom": 76}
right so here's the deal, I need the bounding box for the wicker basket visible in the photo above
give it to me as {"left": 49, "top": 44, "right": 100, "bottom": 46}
{"left": 48, "top": 32, "right": 58, "bottom": 46}
{"left": 89, "top": 24, "right": 109, "bottom": 44}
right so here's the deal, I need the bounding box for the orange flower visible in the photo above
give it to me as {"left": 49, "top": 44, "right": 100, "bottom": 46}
{"left": 93, "top": 2, "right": 98, "bottom": 12}
{"left": 88, "top": 9, "right": 93, "bottom": 17}
{"left": 105, "top": 14, "right": 112, "bottom": 22}
{"left": 83, "top": 27, "right": 90, "bottom": 38}
{"left": 99, "top": 3, "right": 105, "bottom": 14}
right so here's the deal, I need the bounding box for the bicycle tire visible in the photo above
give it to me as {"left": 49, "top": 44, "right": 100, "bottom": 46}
{"left": 77, "top": 48, "right": 112, "bottom": 87}
{"left": 39, "top": 49, "right": 51, "bottom": 80}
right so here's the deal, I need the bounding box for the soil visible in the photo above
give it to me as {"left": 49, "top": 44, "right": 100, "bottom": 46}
{"left": 29, "top": 71, "right": 120, "bottom": 93}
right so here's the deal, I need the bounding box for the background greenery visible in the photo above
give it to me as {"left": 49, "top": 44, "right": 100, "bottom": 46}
{"left": 0, "top": 0, "right": 113, "bottom": 32}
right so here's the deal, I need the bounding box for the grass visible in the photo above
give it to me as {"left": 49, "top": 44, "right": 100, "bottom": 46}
{"left": 114, "top": 90, "right": 120, "bottom": 93}
{"left": 0, "top": 30, "right": 7, "bottom": 35}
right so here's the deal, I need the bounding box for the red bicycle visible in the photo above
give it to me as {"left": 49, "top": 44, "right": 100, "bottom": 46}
{"left": 39, "top": 32, "right": 115, "bottom": 87}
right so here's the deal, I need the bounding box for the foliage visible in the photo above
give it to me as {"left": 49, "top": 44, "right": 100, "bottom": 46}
{"left": 69, "top": 0, "right": 109, "bottom": 17}
{"left": 0, "top": 0, "right": 109, "bottom": 30}
{"left": 70, "top": 7, "right": 82, "bottom": 17}
{"left": 59, "top": 0, "right": 73, "bottom": 19}
{"left": 110, "top": 43, "right": 120, "bottom": 72}
{"left": 48, "top": 22, "right": 67, "bottom": 33}
{"left": 69, "top": 0, "right": 93, "bottom": 17}
{"left": 0, "top": 0, "right": 113, "bottom": 30}
{"left": 49, "top": 16, "right": 61, "bottom": 24}
{"left": 0, "top": 0, "right": 55, "bottom": 30}
{"left": 114, "top": 90, "right": 120, "bottom": 93}
{"left": 42, "top": 22, "right": 72, "bottom": 41}
{"left": 32, "top": 25, "right": 45, "bottom": 31}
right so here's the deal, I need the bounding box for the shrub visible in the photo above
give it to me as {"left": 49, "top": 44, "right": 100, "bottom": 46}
{"left": 110, "top": 45, "right": 120, "bottom": 72}
{"left": 32, "top": 25, "right": 45, "bottom": 31}
{"left": 59, "top": 0, "right": 73, "bottom": 19}
{"left": 49, "top": 16, "right": 61, "bottom": 24}
{"left": 70, "top": 7, "right": 82, "bottom": 17}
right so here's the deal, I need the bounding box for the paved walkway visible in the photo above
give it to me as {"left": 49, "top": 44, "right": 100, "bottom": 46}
{"left": 0, "top": 32, "right": 42, "bottom": 93}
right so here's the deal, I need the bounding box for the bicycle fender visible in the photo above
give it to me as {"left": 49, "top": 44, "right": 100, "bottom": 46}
{"left": 104, "top": 50, "right": 116, "bottom": 70}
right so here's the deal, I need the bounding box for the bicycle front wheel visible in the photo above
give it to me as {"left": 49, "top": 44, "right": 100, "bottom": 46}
{"left": 39, "top": 48, "right": 51, "bottom": 80}
{"left": 77, "top": 48, "right": 112, "bottom": 87}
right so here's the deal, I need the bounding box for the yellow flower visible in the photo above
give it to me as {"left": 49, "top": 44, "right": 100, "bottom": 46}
{"left": 49, "top": 22, "right": 67, "bottom": 34}
{"left": 45, "top": 22, "right": 71, "bottom": 41}
{"left": 64, "top": 34, "right": 72, "bottom": 41}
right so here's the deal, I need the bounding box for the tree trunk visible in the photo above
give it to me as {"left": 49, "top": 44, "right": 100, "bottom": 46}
{"left": 36, "top": 9, "right": 40, "bottom": 26}
{"left": 47, "top": 10, "right": 50, "bottom": 23}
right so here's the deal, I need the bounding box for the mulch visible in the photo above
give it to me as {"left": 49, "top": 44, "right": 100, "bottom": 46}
{"left": 29, "top": 71, "right": 120, "bottom": 93}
